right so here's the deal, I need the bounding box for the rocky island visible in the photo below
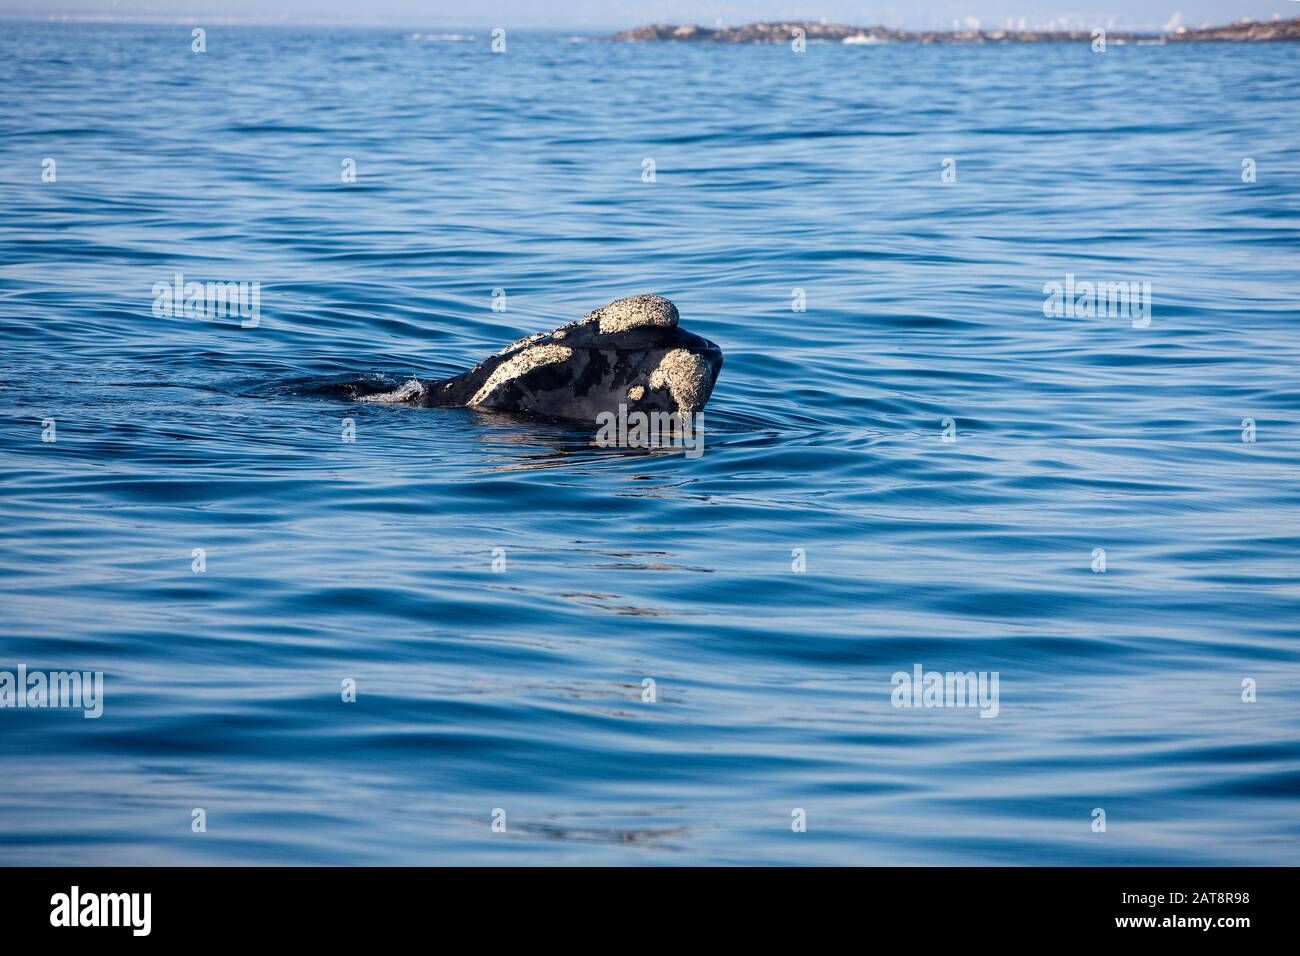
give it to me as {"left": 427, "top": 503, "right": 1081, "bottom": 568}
{"left": 611, "top": 16, "right": 1300, "bottom": 44}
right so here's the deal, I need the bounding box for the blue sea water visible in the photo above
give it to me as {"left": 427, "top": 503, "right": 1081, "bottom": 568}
{"left": 1, "top": 21, "right": 1298, "bottom": 865}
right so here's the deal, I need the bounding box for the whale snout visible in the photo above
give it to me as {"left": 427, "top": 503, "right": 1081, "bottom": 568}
{"left": 642, "top": 327, "right": 722, "bottom": 415}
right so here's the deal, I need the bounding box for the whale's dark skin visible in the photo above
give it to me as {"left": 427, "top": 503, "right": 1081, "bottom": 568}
{"left": 359, "top": 294, "right": 723, "bottom": 421}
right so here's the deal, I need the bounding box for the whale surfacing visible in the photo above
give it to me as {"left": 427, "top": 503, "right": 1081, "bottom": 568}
{"left": 360, "top": 294, "right": 722, "bottom": 421}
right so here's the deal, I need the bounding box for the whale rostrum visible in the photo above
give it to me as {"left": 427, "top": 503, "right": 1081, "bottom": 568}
{"left": 359, "top": 294, "right": 723, "bottom": 421}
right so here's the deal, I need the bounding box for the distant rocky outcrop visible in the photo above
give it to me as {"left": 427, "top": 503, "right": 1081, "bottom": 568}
{"left": 1166, "top": 18, "right": 1300, "bottom": 41}
{"left": 610, "top": 16, "right": 1300, "bottom": 44}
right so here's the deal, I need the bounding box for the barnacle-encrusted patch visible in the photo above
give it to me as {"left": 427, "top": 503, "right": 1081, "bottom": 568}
{"left": 469, "top": 344, "right": 574, "bottom": 407}
{"left": 495, "top": 331, "right": 547, "bottom": 356}
{"left": 587, "top": 294, "right": 679, "bottom": 335}
{"left": 649, "top": 348, "right": 711, "bottom": 412}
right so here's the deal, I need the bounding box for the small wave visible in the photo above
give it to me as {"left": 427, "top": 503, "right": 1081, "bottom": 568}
{"left": 356, "top": 378, "right": 428, "bottom": 404}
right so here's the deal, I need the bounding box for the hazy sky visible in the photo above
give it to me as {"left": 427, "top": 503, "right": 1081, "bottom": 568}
{"left": 2, "top": 1, "right": 1291, "bottom": 31}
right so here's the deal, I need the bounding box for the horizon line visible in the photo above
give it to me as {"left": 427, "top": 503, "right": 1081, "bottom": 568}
{"left": 1, "top": 13, "right": 1263, "bottom": 34}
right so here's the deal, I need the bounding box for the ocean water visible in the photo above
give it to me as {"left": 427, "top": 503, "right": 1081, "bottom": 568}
{"left": 1, "top": 22, "right": 1298, "bottom": 865}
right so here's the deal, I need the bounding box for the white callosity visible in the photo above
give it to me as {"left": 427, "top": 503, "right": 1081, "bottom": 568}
{"left": 469, "top": 344, "right": 574, "bottom": 407}
{"left": 648, "top": 348, "right": 711, "bottom": 413}
{"left": 587, "top": 294, "right": 679, "bottom": 334}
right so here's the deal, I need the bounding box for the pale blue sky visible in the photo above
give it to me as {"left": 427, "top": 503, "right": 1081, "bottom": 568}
{"left": 2, "top": 0, "right": 1290, "bottom": 31}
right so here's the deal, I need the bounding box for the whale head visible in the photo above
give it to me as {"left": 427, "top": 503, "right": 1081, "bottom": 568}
{"left": 429, "top": 294, "right": 723, "bottom": 421}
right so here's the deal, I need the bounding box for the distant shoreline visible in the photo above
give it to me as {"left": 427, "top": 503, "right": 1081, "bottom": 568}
{"left": 611, "top": 16, "right": 1300, "bottom": 45}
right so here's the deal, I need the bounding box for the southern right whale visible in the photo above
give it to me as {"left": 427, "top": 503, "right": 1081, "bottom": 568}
{"left": 359, "top": 294, "right": 722, "bottom": 421}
